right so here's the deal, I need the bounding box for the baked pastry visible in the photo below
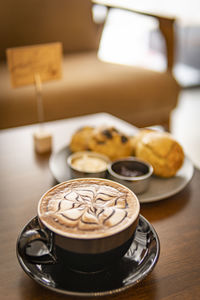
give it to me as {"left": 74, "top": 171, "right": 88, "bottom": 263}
{"left": 135, "top": 131, "right": 184, "bottom": 177}
{"left": 88, "top": 126, "right": 133, "bottom": 161}
{"left": 130, "top": 128, "right": 155, "bottom": 155}
{"left": 69, "top": 126, "right": 94, "bottom": 152}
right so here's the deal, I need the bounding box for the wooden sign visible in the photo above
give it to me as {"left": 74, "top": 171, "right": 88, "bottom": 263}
{"left": 6, "top": 42, "right": 62, "bottom": 88}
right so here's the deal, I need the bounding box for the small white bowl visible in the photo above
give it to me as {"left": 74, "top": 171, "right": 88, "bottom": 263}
{"left": 107, "top": 157, "right": 153, "bottom": 194}
{"left": 67, "top": 151, "right": 110, "bottom": 179}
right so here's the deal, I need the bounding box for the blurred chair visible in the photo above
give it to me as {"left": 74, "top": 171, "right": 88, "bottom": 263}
{"left": 0, "top": 0, "right": 180, "bottom": 129}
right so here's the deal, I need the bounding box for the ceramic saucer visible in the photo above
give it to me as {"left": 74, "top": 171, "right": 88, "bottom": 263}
{"left": 16, "top": 215, "right": 160, "bottom": 297}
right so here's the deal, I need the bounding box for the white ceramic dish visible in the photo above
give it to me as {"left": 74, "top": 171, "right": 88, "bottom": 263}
{"left": 49, "top": 146, "right": 194, "bottom": 203}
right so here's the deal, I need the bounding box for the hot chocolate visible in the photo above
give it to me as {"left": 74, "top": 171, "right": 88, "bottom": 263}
{"left": 20, "top": 178, "right": 140, "bottom": 271}
{"left": 38, "top": 178, "right": 139, "bottom": 239}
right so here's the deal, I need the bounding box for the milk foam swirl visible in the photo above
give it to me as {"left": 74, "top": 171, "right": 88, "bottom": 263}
{"left": 39, "top": 179, "right": 138, "bottom": 238}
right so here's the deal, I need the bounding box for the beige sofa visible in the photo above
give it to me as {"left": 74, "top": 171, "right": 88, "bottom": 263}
{"left": 0, "top": 0, "right": 180, "bottom": 129}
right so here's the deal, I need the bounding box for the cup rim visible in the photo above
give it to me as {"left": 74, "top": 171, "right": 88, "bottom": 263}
{"left": 107, "top": 157, "right": 153, "bottom": 182}
{"left": 37, "top": 178, "right": 140, "bottom": 240}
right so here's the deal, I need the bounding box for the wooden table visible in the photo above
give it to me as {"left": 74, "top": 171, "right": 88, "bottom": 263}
{"left": 0, "top": 114, "right": 200, "bottom": 300}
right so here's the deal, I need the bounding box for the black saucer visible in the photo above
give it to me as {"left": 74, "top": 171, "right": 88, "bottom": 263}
{"left": 16, "top": 215, "right": 160, "bottom": 297}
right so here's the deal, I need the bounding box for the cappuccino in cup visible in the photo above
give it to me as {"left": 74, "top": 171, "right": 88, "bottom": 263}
{"left": 24, "top": 178, "right": 140, "bottom": 272}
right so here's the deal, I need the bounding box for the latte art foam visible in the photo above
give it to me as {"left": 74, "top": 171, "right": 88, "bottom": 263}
{"left": 38, "top": 179, "right": 139, "bottom": 238}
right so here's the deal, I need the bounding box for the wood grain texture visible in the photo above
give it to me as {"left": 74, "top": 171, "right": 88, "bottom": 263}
{"left": 6, "top": 42, "right": 62, "bottom": 88}
{"left": 0, "top": 120, "right": 200, "bottom": 300}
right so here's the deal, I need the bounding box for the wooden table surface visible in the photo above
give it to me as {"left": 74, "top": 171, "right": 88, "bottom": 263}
{"left": 0, "top": 116, "right": 200, "bottom": 300}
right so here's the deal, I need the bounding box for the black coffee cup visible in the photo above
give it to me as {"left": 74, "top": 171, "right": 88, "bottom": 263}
{"left": 18, "top": 178, "right": 140, "bottom": 272}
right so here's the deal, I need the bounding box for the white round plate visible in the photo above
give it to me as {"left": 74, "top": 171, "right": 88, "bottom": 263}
{"left": 49, "top": 146, "right": 194, "bottom": 203}
{"left": 138, "top": 156, "right": 194, "bottom": 203}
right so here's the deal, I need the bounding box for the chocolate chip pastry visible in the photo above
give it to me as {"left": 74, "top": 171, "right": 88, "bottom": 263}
{"left": 69, "top": 126, "right": 94, "bottom": 152}
{"left": 69, "top": 126, "right": 133, "bottom": 161}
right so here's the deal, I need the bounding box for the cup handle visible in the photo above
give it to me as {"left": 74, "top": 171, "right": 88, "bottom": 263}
{"left": 17, "top": 227, "right": 57, "bottom": 264}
